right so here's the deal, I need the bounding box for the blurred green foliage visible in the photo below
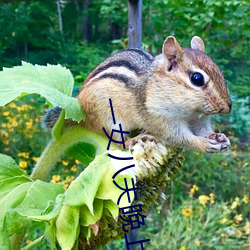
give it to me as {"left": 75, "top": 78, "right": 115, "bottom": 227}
{"left": 0, "top": 0, "right": 249, "bottom": 97}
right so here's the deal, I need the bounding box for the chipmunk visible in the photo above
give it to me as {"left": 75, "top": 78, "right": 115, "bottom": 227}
{"left": 43, "top": 36, "right": 232, "bottom": 153}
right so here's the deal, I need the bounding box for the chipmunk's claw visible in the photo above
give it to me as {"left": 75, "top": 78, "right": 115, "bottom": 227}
{"left": 126, "top": 134, "right": 156, "bottom": 152}
{"left": 207, "top": 133, "right": 230, "bottom": 152}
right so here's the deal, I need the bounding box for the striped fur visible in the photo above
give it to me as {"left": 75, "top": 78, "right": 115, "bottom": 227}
{"left": 76, "top": 36, "right": 232, "bottom": 152}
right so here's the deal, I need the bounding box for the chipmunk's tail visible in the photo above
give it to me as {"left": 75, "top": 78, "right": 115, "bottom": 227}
{"left": 41, "top": 106, "right": 62, "bottom": 130}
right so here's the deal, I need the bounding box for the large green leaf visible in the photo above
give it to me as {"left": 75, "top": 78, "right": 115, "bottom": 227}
{"left": 0, "top": 62, "right": 85, "bottom": 122}
{"left": 2, "top": 182, "right": 65, "bottom": 238}
{"left": 0, "top": 154, "right": 65, "bottom": 248}
{"left": 56, "top": 205, "right": 80, "bottom": 250}
{"left": 20, "top": 181, "right": 64, "bottom": 212}
{"left": 0, "top": 176, "right": 31, "bottom": 201}
{"left": 64, "top": 151, "right": 136, "bottom": 212}
{"left": 63, "top": 154, "right": 109, "bottom": 213}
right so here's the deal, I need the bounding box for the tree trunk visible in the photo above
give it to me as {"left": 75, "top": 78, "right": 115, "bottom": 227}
{"left": 56, "top": 0, "right": 63, "bottom": 36}
{"left": 82, "top": 0, "right": 89, "bottom": 41}
{"left": 128, "top": 0, "right": 142, "bottom": 49}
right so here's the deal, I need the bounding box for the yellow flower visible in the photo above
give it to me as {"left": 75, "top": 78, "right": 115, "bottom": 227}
{"left": 232, "top": 150, "right": 237, "bottom": 156}
{"left": 244, "top": 221, "right": 250, "bottom": 234}
{"left": 17, "top": 105, "right": 30, "bottom": 112}
{"left": 179, "top": 247, "right": 186, "bottom": 250}
{"left": 18, "top": 152, "right": 30, "bottom": 159}
{"left": 221, "top": 162, "right": 228, "bottom": 167}
{"left": 194, "top": 238, "right": 201, "bottom": 247}
{"left": 189, "top": 184, "right": 199, "bottom": 197}
{"left": 26, "top": 121, "right": 33, "bottom": 129}
{"left": 3, "top": 111, "right": 9, "bottom": 116}
{"left": 0, "top": 130, "right": 8, "bottom": 138}
{"left": 234, "top": 214, "right": 243, "bottom": 224}
{"left": 182, "top": 207, "right": 192, "bottom": 217}
{"left": 4, "top": 147, "right": 10, "bottom": 152}
{"left": 9, "top": 102, "right": 16, "bottom": 108}
{"left": 19, "top": 161, "right": 28, "bottom": 169}
{"left": 70, "top": 165, "right": 77, "bottom": 172}
{"left": 3, "top": 138, "right": 9, "bottom": 145}
{"left": 198, "top": 195, "right": 210, "bottom": 206}
{"left": 220, "top": 217, "right": 228, "bottom": 224}
{"left": 62, "top": 160, "right": 69, "bottom": 166}
{"left": 231, "top": 198, "right": 240, "bottom": 209}
{"left": 32, "top": 157, "right": 39, "bottom": 162}
{"left": 243, "top": 195, "right": 248, "bottom": 204}
{"left": 11, "top": 119, "right": 18, "bottom": 127}
{"left": 63, "top": 182, "right": 69, "bottom": 189}
{"left": 75, "top": 159, "right": 81, "bottom": 165}
{"left": 66, "top": 176, "right": 75, "bottom": 182}
{"left": 51, "top": 175, "right": 61, "bottom": 183}
{"left": 209, "top": 193, "right": 215, "bottom": 204}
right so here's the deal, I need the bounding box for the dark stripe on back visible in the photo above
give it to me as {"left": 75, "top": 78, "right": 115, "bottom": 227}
{"left": 91, "top": 60, "right": 140, "bottom": 79}
{"left": 121, "top": 48, "right": 154, "bottom": 63}
{"left": 96, "top": 73, "right": 130, "bottom": 85}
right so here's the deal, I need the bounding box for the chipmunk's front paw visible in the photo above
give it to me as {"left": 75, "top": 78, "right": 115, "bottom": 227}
{"left": 126, "top": 134, "right": 156, "bottom": 152}
{"left": 206, "top": 133, "right": 230, "bottom": 152}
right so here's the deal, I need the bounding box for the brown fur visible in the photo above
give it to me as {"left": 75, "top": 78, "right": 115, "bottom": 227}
{"left": 77, "top": 36, "right": 231, "bottom": 152}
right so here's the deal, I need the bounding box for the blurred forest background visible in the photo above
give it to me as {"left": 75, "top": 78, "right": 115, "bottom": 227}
{"left": 0, "top": 0, "right": 249, "bottom": 249}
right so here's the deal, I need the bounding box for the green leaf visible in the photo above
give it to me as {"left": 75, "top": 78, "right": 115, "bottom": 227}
{"left": 0, "top": 154, "right": 30, "bottom": 181}
{"left": 0, "top": 62, "right": 85, "bottom": 122}
{"left": 64, "top": 151, "right": 136, "bottom": 213}
{"left": 66, "top": 142, "right": 96, "bottom": 165}
{"left": 3, "top": 210, "right": 31, "bottom": 238}
{"left": 79, "top": 199, "right": 103, "bottom": 226}
{"left": 0, "top": 181, "right": 64, "bottom": 237}
{"left": 0, "top": 176, "right": 31, "bottom": 201}
{"left": 56, "top": 205, "right": 80, "bottom": 250}
{"left": 0, "top": 182, "right": 33, "bottom": 217}
{"left": 26, "top": 198, "right": 63, "bottom": 222}
{"left": 45, "top": 220, "right": 56, "bottom": 249}
{"left": 103, "top": 200, "right": 119, "bottom": 219}
{"left": 20, "top": 181, "right": 64, "bottom": 213}
{"left": 0, "top": 154, "right": 65, "bottom": 245}
{"left": 63, "top": 154, "right": 109, "bottom": 212}
{"left": 0, "top": 231, "right": 10, "bottom": 250}
{"left": 21, "top": 235, "right": 45, "bottom": 250}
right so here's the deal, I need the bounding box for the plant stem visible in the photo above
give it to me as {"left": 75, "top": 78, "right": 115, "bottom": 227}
{"left": 30, "top": 125, "right": 115, "bottom": 181}
{"left": 10, "top": 232, "right": 25, "bottom": 250}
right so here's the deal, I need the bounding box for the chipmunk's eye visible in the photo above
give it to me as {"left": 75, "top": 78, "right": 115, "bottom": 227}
{"left": 190, "top": 72, "right": 204, "bottom": 87}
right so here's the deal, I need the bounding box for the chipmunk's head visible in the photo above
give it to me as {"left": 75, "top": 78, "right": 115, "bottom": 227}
{"left": 158, "top": 36, "right": 232, "bottom": 115}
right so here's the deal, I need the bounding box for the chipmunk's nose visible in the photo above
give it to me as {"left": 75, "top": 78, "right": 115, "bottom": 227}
{"left": 219, "top": 101, "right": 232, "bottom": 114}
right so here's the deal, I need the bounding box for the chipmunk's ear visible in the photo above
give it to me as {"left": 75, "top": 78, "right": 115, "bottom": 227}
{"left": 191, "top": 36, "right": 205, "bottom": 52}
{"left": 162, "top": 36, "right": 184, "bottom": 63}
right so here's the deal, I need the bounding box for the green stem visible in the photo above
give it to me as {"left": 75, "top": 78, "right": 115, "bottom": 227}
{"left": 10, "top": 232, "right": 25, "bottom": 250}
{"left": 30, "top": 125, "right": 117, "bottom": 181}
